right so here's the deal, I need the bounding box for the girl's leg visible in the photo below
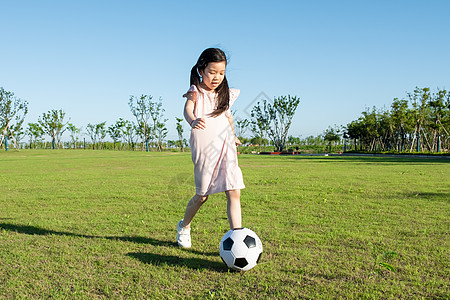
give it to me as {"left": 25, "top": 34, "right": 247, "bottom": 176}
{"left": 182, "top": 194, "right": 208, "bottom": 227}
{"left": 225, "top": 189, "right": 242, "bottom": 229}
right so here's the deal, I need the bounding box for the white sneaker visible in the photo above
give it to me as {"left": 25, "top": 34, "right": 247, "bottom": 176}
{"left": 177, "top": 220, "right": 191, "bottom": 248}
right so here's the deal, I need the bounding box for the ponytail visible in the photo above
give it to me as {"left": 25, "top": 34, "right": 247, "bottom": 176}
{"left": 210, "top": 76, "right": 230, "bottom": 117}
{"left": 190, "top": 65, "right": 201, "bottom": 88}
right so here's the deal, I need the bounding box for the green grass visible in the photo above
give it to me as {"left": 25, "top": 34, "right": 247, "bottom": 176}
{"left": 0, "top": 150, "right": 449, "bottom": 299}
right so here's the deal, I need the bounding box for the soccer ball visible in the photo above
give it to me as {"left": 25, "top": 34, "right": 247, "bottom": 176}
{"left": 219, "top": 228, "right": 263, "bottom": 271}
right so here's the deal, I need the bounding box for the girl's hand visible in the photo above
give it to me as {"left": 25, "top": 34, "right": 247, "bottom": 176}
{"left": 183, "top": 91, "right": 197, "bottom": 102}
{"left": 235, "top": 136, "right": 242, "bottom": 146}
{"left": 191, "top": 118, "right": 206, "bottom": 129}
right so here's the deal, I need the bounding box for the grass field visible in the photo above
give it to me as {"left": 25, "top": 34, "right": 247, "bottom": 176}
{"left": 0, "top": 150, "right": 449, "bottom": 299}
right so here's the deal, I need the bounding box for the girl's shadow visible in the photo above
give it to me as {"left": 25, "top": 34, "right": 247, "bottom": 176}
{"left": 0, "top": 223, "right": 224, "bottom": 271}
{"left": 0, "top": 223, "right": 176, "bottom": 247}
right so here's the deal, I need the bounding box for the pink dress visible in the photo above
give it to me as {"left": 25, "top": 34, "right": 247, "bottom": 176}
{"left": 188, "top": 85, "right": 245, "bottom": 196}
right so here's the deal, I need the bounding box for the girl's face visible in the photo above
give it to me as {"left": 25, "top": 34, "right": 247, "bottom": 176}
{"left": 200, "top": 61, "right": 226, "bottom": 91}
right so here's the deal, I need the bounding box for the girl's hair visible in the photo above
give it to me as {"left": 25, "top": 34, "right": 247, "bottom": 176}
{"left": 190, "top": 48, "right": 230, "bottom": 117}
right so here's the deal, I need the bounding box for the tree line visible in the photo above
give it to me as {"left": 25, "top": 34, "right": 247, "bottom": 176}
{"left": 2, "top": 85, "right": 449, "bottom": 153}
{"left": 323, "top": 87, "right": 449, "bottom": 153}
{"left": 0, "top": 89, "right": 175, "bottom": 151}
{"left": 1, "top": 86, "right": 302, "bottom": 152}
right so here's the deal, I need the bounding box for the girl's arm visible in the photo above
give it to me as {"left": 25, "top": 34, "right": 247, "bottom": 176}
{"left": 184, "top": 95, "right": 205, "bottom": 129}
{"left": 227, "top": 114, "right": 242, "bottom": 146}
{"left": 184, "top": 99, "right": 196, "bottom": 125}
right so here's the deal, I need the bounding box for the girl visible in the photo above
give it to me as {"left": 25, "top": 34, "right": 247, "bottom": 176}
{"left": 177, "top": 48, "right": 245, "bottom": 248}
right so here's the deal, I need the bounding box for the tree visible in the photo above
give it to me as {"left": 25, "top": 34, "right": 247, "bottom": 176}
{"left": 408, "top": 87, "right": 431, "bottom": 152}
{"left": 108, "top": 119, "right": 126, "bottom": 150}
{"left": 121, "top": 120, "right": 139, "bottom": 151}
{"left": 390, "top": 98, "right": 413, "bottom": 151}
{"left": 27, "top": 123, "right": 44, "bottom": 149}
{"left": 441, "top": 90, "right": 450, "bottom": 151}
{"left": 323, "top": 126, "right": 341, "bottom": 152}
{"left": 236, "top": 118, "right": 250, "bottom": 139}
{"left": 129, "top": 95, "right": 154, "bottom": 151}
{"left": 67, "top": 123, "right": 82, "bottom": 149}
{"left": 287, "top": 135, "right": 301, "bottom": 146}
{"left": 147, "top": 98, "right": 167, "bottom": 152}
{"left": 251, "top": 95, "right": 300, "bottom": 152}
{"left": 346, "top": 120, "right": 363, "bottom": 151}
{"left": 155, "top": 121, "right": 168, "bottom": 151}
{"left": 239, "top": 137, "right": 250, "bottom": 146}
{"left": 38, "top": 109, "right": 68, "bottom": 149}
{"left": 428, "top": 89, "right": 448, "bottom": 152}
{"left": 129, "top": 95, "right": 168, "bottom": 152}
{"left": 378, "top": 107, "right": 394, "bottom": 151}
{"left": 360, "top": 107, "right": 380, "bottom": 151}
{"left": 86, "top": 124, "right": 97, "bottom": 149}
{"left": 250, "top": 136, "right": 268, "bottom": 146}
{"left": 343, "top": 87, "right": 450, "bottom": 153}
{"left": 175, "top": 117, "right": 185, "bottom": 151}
{"left": 87, "top": 122, "right": 106, "bottom": 150}
{"left": 97, "top": 122, "right": 107, "bottom": 149}
{"left": 250, "top": 101, "right": 270, "bottom": 148}
{"left": 0, "top": 87, "right": 28, "bottom": 150}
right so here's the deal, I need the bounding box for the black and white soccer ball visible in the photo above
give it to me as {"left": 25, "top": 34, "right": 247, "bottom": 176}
{"left": 219, "top": 228, "right": 263, "bottom": 271}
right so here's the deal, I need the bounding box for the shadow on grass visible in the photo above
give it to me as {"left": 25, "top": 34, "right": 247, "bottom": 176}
{"left": 402, "top": 191, "right": 450, "bottom": 203}
{"left": 1, "top": 223, "right": 225, "bottom": 271}
{"left": 127, "top": 252, "right": 227, "bottom": 272}
{"left": 0, "top": 223, "right": 220, "bottom": 257}
{"left": 0, "top": 223, "right": 178, "bottom": 247}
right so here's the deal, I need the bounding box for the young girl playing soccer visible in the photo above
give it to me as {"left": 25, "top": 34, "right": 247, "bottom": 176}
{"left": 177, "top": 48, "right": 245, "bottom": 248}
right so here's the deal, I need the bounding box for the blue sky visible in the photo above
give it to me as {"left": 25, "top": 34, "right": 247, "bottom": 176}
{"left": 1, "top": 0, "right": 449, "bottom": 141}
